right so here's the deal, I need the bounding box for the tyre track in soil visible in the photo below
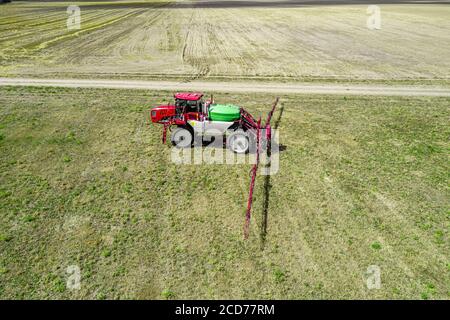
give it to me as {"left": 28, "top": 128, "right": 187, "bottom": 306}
{"left": 67, "top": 11, "right": 147, "bottom": 64}
{"left": 55, "top": 7, "right": 167, "bottom": 67}
{"left": 180, "top": 7, "right": 258, "bottom": 83}
{"left": 31, "top": 8, "right": 154, "bottom": 53}
{"left": 181, "top": 3, "right": 211, "bottom": 83}
{"left": 0, "top": 10, "right": 118, "bottom": 45}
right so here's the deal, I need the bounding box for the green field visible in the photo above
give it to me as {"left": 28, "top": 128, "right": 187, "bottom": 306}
{"left": 1, "top": 1, "right": 450, "bottom": 82}
{"left": 0, "top": 86, "right": 448, "bottom": 299}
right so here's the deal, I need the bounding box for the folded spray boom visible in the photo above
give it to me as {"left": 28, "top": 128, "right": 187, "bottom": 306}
{"left": 244, "top": 97, "right": 279, "bottom": 239}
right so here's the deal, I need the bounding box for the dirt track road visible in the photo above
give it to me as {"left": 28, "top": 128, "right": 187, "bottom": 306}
{"left": 1, "top": 77, "right": 450, "bottom": 96}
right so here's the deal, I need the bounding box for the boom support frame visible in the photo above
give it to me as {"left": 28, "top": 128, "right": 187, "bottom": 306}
{"left": 243, "top": 98, "right": 279, "bottom": 239}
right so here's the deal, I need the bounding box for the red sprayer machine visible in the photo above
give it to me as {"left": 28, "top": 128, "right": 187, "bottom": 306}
{"left": 150, "top": 93, "right": 279, "bottom": 238}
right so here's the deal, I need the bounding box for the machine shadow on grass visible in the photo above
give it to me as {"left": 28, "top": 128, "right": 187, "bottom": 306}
{"left": 261, "top": 103, "right": 284, "bottom": 249}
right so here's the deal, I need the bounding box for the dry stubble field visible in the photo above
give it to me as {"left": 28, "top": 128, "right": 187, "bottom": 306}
{"left": 1, "top": 1, "right": 450, "bottom": 82}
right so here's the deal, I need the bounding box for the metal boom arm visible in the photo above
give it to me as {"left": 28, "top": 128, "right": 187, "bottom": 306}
{"left": 243, "top": 98, "right": 279, "bottom": 239}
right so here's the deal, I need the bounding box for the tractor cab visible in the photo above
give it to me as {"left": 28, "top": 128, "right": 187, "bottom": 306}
{"left": 150, "top": 92, "right": 209, "bottom": 123}
{"left": 173, "top": 92, "right": 214, "bottom": 121}
{"left": 174, "top": 92, "right": 203, "bottom": 112}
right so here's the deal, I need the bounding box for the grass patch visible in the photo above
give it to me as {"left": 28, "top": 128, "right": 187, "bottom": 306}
{"left": 273, "top": 268, "right": 287, "bottom": 283}
{"left": 0, "top": 234, "right": 12, "bottom": 242}
{"left": 101, "top": 249, "right": 112, "bottom": 258}
{"left": 0, "top": 266, "right": 8, "bottom": 275}
{"left": 0, "top": 86, "right": 449, "bottom": 299}
{"left": 63, "top": 155, "right": 72, "bottom": 163}
{"left": 161, "top": 289, "right": 175, "bottom": 300}
{"left": 371, "top": 242, "right": 382, "bottom": 250}
{"left": 22, "top": 214, "right": 36, "bottom": 223}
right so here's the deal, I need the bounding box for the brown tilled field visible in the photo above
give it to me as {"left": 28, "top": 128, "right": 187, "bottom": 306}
{"left": 1, "top": 1, "right": 450, "bottom": 81}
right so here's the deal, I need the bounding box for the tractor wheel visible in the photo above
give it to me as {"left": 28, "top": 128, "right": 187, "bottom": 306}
{"left": 227, "top": 130, "right": 250, "bottom": 154}
{"left": 171, "top": 127, "right": 193, "bottom": 148}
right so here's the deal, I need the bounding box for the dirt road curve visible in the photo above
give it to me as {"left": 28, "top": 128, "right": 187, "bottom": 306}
{"left": 1, "top": 78, "right": 450, "bottom": 97}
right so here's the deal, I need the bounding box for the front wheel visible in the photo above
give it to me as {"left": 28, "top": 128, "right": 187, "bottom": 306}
{"left": 171, "top": 127, "right": 193, "bottom": 148}
{"left": 227, "top": 130, "right": 250, "bottom": 154}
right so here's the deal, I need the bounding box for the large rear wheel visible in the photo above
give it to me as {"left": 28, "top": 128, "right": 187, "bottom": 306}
{"left": 171, "top": 127, "right": 193, "bottom": 148}
{"left": 227, "top": 130, "right": 250, "bottom": 154}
